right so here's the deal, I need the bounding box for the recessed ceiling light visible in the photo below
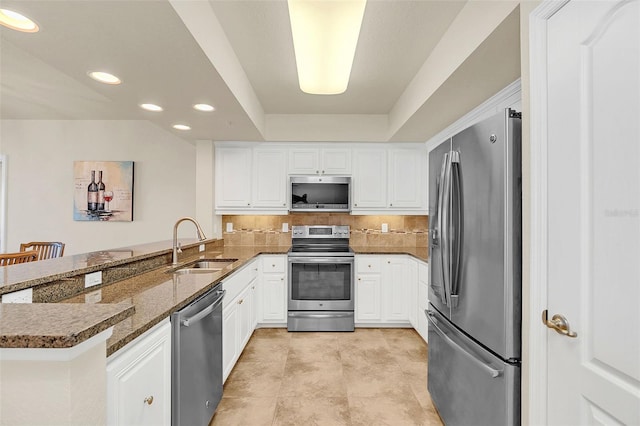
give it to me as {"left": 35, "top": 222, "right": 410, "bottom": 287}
{"left": 0, "top": 9, "right": 39, "bottom": 33}
{"left": 140, "top": 103, "right": 163, "bottom": 112}
{"left": 193, "top": 103, "right": 215, "bottom": 112}
{"left": 88, "top": 71, "right": 121, "bottom": 85}
{"left": 288, "top": 0, "right": 367, "bottom": 95}
{"left": 173, "top": 124, "right": 191, "bottom": 131}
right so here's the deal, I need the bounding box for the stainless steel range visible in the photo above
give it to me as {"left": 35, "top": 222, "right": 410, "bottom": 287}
{"left": 287, "top": 225, "right": 354, "bottom": 331}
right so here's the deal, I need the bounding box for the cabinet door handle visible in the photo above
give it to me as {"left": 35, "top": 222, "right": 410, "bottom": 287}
{"left": 316, "top": 170, "right": 319, "bottom": 174}
{"left": 322, "top": 170, "right": 325, "bottom": 174}
{"left": 238, "top": 299, "right": 244, "bottom": 304}
{"left": 390, "top": 203, "right": 393, "bottom": 207}
{"left": 358, "top": 278, "right": 361, "bottom": 281}
{"left": 281, "top": 278, "right": 284, "bottom": 281}
{"left": 144, "top": 396, "right": 154, "bottom": 405}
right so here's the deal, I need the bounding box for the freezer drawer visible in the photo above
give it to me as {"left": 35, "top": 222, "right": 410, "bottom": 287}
{"left": 427, "top": 308, "right": 520, "bottom": 426}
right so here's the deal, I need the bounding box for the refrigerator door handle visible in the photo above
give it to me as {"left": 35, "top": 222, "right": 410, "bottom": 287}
{"left": 434, "top": 152, "right": 450, "bottom": 305}
{"left": 441, "top": 152, "right": 453, "bottom": 307}
{"left": 449, "top": 151, "right": 462, "bottom": 308}
{"left": 426, "top": 310, "right": 502, "bottom": 378}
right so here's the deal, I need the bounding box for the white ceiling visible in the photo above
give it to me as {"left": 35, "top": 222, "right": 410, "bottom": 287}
{"left": 0, "top": 0, "right": 521, "bottom": 143}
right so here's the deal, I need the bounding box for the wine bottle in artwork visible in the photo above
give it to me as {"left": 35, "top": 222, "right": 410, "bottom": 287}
{"left": 97, "top": 170, "right": 105, "bottom": 211}
{"left": 87, "top": 170, "right": 98, "bottom": 211}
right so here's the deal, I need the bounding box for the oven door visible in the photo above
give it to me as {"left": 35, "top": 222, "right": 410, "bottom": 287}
{"left": 288, "top": 256, "right": 354, "bottom": 311}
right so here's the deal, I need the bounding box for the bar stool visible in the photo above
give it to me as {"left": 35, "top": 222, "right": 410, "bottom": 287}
{"left": 19, "top": 242, "right": 65, "bottom": 261}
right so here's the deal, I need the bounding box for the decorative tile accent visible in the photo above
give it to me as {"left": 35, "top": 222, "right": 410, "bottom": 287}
{"left": 222, "top": 214, "right": 429, "bottom": 247}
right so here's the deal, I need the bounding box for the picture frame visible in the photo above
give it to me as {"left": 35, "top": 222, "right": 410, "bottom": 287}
{"left": 73, "top": 161, "right": 134, "bottom": 221}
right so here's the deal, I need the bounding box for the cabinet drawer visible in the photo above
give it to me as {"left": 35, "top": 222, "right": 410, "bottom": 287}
{"left": 223, "top": 261, "right": 256, "bottom": 307}
{"left": 356, "top": 256, "right": 382, "bottom": 273}
{"left": 262, "top": 255, "right": 286, "bottom": 273}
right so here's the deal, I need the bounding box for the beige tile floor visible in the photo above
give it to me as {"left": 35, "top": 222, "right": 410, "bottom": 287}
{"left": 210, "top": 328, "right": 444, "bottom": 426}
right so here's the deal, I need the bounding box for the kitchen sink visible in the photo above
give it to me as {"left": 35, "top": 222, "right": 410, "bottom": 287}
{"left": 169, "top": 259, "right": 236, "bottom": 274}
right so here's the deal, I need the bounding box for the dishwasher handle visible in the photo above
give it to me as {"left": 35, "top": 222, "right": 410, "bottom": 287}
{"left": 181, "top": 289, "right": 225, "bottom": 327}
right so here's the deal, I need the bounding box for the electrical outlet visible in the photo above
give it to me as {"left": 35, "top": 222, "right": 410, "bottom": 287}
{"left": 85, "top": 271, "right": 102, "bottom": 288}
{"left": 381, "top": 223, "right": 389, "bottom": 233}
{"left": 1, "top": 288, "right": 33, "bottom": 303}
{"left": 199, "top": 244, "right": 206, "bottom": 252}
{"left": 282, "top": 222, "right": 289, "bottom": 232}
{"left": 226, "top": 222, "right": 233, "bottom": 232}
{"left": 85, "top": 289, "right": 102, "bottom": 304}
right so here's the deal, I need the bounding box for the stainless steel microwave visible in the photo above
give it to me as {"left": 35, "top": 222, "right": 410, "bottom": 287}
{"left": 289, "top": 176, "right": 351, "bottom": 212}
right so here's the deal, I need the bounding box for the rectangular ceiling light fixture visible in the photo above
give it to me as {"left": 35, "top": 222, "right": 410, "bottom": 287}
{"left": 288, "top": 0, "right": 367, "bottom": 95}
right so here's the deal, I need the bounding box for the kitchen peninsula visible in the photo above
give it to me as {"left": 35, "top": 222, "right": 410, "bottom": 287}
{"left": 0, "top": 236, "right": 427, "bottom": 425}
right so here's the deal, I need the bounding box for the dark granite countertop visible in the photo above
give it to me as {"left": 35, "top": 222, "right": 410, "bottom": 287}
{"left": 63, "top": 245, "right": 289, "bottom": 356}
{"left": 0, "top": 241, "right": 424, "bottom": 354}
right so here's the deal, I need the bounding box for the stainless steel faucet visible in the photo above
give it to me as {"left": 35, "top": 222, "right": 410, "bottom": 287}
{"left": 172, "top": 217, "right": 207, "bottom": 266}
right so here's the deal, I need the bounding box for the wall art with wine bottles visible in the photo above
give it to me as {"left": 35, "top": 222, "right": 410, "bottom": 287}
{"left": 73, "top": 161, "right": 134, "bottom": 221}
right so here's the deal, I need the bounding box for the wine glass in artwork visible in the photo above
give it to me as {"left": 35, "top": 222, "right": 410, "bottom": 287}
{"left": 104, "top": 191, "right": 114, "bottom": 212}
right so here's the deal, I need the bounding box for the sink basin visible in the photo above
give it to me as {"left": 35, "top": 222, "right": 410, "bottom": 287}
{"left": 168, "top": 259, "right": 236, "bottom": 275}
{"left": 172, "top": 267, "right": 223, "bottom": 275}
{"left": 188, "top": 260, "right": 234, "bottom": 269}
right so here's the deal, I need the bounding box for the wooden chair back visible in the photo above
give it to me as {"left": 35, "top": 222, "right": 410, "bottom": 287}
{"left": 19, "top": 242, "right": 65, "bottom": 261}
{"left": 0, "top": 250, "right": 38, "bottom": 266}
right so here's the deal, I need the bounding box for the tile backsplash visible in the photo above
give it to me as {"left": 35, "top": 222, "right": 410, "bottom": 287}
{"left": 222, "top": 214, "right": 428, "bottom": 247}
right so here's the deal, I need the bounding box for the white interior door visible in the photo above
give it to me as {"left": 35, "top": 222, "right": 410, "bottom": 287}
{"left": 544, "top": 1, "right": 640, "bottom": 424}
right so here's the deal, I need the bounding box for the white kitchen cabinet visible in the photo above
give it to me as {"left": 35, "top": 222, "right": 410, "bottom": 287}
{"left": 355, "top": 256, "right": 382, "bottom": 322}
{"left": 222, "top": 259, "right": 258, "bottom": 381}
{"left": 223, "top": 285, "right": 254, "bottom": 382}
{"left": 258, "top": 255, "right": 287, "bottom": 323}
{"left": 355, "top": 255, "right": 410, "bottom": 324}
{"left": 288, "top": 147, "right": 351, "bottom": 175}
{"left": 237, "top": 284, "right": 254, "bottom": 353}
{"left": 222, "top": 301, "right": 239, "bottom": 381}
{"left": 407, "top": 257, "right": 419, "bottom": 328}
{"left": 417, "top": 261, "right": 429, "bottom": 343}
{"left": 382, "top": 256, "right": 409, "bottom": 322}
{"left": 215, "top": 146, "right": 287, "bottom": 212}
{"left": 107, "top": 319, "right": 171, "bottom": 426}
{"left": 388, "top": 149, "right": 427, "bottom": 209}
{"left": 352, "top": 149, "right": 387, "bottom": 209}
{"left": 215, "top": 147, "right": 252, "bottom": 209}
{"left": 252, "top": 148, "right": 287, "bottom": 208}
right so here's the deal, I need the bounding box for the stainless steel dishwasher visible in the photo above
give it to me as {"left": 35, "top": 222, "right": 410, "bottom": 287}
{"left": 171, "top": 284, "right": 225, "bottom": 426}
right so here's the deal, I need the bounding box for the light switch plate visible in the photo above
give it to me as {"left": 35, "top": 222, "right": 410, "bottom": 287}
{"left": 226, "top": 222, "right": 233, "bottom": 232}
{"left": 199, "top": 244, "right": 206, "bottom": 252}
{"left": 85, "top": 271, "right": 102, "bottom": 288}
{"left": 381, "top": 223, "right": 389, "bottom": 233}
{"left": 282, "top": 223, "right": 289, "bottom": 232}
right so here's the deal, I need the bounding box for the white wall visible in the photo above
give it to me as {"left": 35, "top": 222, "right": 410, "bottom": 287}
{"left": 1, "top": 120, "right": 197, "bottom": 255}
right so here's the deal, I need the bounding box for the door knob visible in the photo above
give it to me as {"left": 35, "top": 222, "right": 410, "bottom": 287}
{"left": 542, "top": 310, "right": 577, "bottom": 338}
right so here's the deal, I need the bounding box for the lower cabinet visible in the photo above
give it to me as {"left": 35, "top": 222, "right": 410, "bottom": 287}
{"left": 355, "top": 255, "right": 410, "bottom": 324}
{"left": 106, "top": 319, "right": 172, "bottom": 426}
{"left": 222, "top": 270, "right": 256, "bottom": 382}
{"left": 258, "top": 255, "right": 287, "bottom": 324}
{"left": 355, "top": 254, "right": 429, "bottom": 343}
{"left": 417, "top": 261, "right": 429, "bottom": 342}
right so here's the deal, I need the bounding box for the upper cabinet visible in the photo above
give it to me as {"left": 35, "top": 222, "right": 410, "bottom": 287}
{"left": 352, "top": 146, "right": 427, "bottom": 213}
{"left": 215, "top": 147, "right": 252, "bottom": 209}
{"left": 288, "top": 148, "right": 351, "bottom": 175}
{"left": 214, "top": 143, "right": 426, "bottom": 215}
{"left": 388, "top": 149, "right": 426, "bottom": 209}
{"left": 252, "top": 148, "right": 287, "bottom": 209}
{"left": 215, "top": 146, "right": 287, "bottom": 212}
{"left": 352, "top": 149, "right": 387, "bottom": 209}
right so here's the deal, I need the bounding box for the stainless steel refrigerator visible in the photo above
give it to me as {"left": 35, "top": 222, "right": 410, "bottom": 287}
{"left": 427, "top": 108, "right": 522, "bottom": 426}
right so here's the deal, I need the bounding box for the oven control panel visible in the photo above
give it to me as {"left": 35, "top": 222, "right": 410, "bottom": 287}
{"left": 291, "top": 225, "right": 350, "bottom": 239}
